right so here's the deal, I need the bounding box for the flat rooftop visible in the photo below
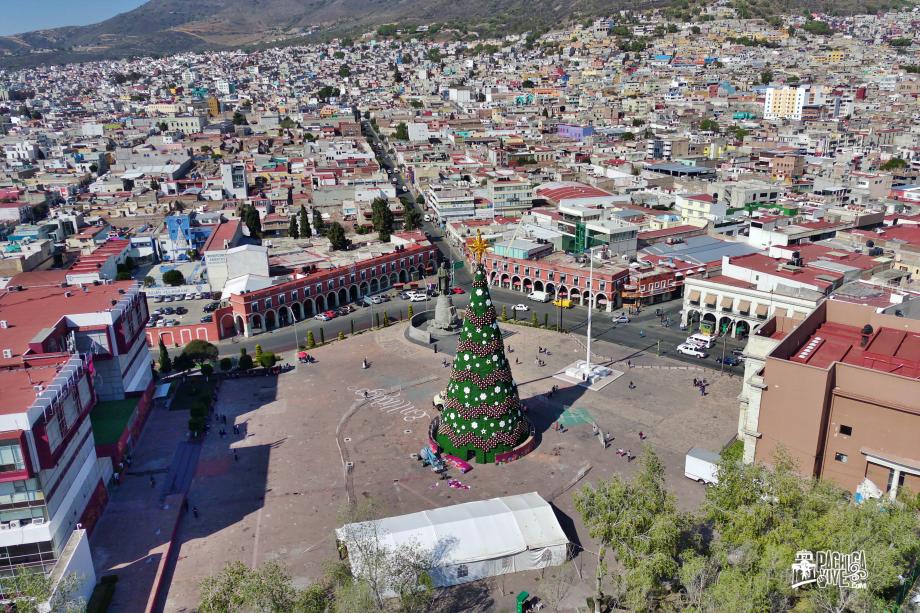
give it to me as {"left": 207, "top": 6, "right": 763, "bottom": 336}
{"left": 0, "top": 271, "right": 135, "bottom": 367}
{"left": 0, "top": 359, "right": 68, "bottom": 416}
{"left": 787, "top": 321, "right": 920, "bottom": 378}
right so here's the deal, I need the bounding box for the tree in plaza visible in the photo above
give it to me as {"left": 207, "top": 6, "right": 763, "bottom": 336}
{"left": 574, "top": 445, "right": 684, "bottom": 612}
{"left": 327, "top": 222, "right": 349, "bottom": 250}
{"left": 288, "top": 215, "right": 299, "bottom": 239}
{"left": 394, "top": 122, "right": 409, "bottom": 140}
{"left": 371, "top": 198, "right": 394, "bottom": 241}
{"left": 0, "top": 568, "right": 85, "bottom": 613}
{"left": 312, "top": 208, "right": 325, "bottom": 235}
{"left": 403, "top": 203, "right": 422, "bottom": 231}
{"left": 182, "top": 339, "right": 219, "bottom": 365}
{"left": 299, "top": 205, "right": 312, "bottom": 237}
{"left": 163, "top": 269, "right": 185, "bottom": 286}
{"left": 158, "top": 337, "right": 172, "bottom": 373}
{"left": 254, "top": 344, "right": 264, "bottom": 362}
{"left": 435, "top": 236, "right": 530, "bottom": 463}
{"left": 238, "top": 347, "right": 253, "bottom": 370}
{"left": 693, "top": 450, "right": 920, "bottom": 613}
{"left": 306, "top": 330, "right": 316, "bottom": 349}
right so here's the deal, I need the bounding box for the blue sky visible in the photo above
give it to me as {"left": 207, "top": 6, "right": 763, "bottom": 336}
{"left": 0, "top": 0, "right": 147, "bottom": 36}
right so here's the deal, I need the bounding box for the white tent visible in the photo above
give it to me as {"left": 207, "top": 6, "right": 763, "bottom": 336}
{"left": 335, "top": 492, "right": 569, "bottom": 591}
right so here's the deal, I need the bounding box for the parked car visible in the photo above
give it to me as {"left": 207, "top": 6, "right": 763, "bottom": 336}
{"left": 676, "top": 344, "right": 708, "bottom": 358}
{"left": 451, "top": 287, "right": 465, "bottom": 294}
{"left": 716, "top": 355, "right": 742, "bottom": 367}
{"left": 162, "top": 307, "right": 175, "bottom": 315}
{"left": 336, "top": 306, "right": 351, "bottom": 316}
{"left": 612, "top": 314, "right": 630, "bottom": 324}
{"left": 164, "top": 296, "right": 174, "bottom": 302}
{"left": 156, "top": 320, "right": 167, "bottom": 327}
{"left": 315, "top": 311, "right": 336, "bottom": 321}
{"left": 362, "top": 296, "right": 382, "bottom": 306}
{"left": 552, "top": 299, "right": 573, "bottom": 309}
{"left": 200, "top": 314, "right": 213, "bottom": 323}
{"left": 193, "top": 292, "right": 202, "bottom": 300}
{"left": 527, "top": 290, "right": 551, "bottom": 302}
{"left": 175, "top": 306, "right": 188, "bottom": 315}
{"left": 397, "top": 291, "right": 411, "bottom": 300}
{"left": 511, "top": 304, "right": 529, "bottom": 312}
{"left": 154, "top": 295, "right": 165, "bottom": 303}
{"left": 151, "top": 309, "right": 163, "bottom": 317}
{"left": 409, "top": 293, "right": 427, "bottom": 302}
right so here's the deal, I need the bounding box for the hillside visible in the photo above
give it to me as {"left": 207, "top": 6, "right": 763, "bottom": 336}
{"left": 0, "top": 0, "right": 911, "bottom": 69}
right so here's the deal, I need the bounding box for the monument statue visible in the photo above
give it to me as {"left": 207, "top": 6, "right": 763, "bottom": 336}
{"left": 437, "top": 261, "right": 451, "bottom": 295}
{"left": 431, "top": 261, "right": 460, "bottom": 331}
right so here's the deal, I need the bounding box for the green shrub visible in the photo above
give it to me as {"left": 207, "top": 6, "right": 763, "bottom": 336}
{"left": 239, "top": 353, "right": 254, "bottom": 370}
{"left": 220, "top": 357, "right": 232, "bottom": 371}
{"left": 306, "top": 331, "right": 316, "bottom": 349}
{"left": 338, "top": 331, "right": 345, "bottom": 340}
{"left": 258, "top": 352, "right": 277, "bottom": 368}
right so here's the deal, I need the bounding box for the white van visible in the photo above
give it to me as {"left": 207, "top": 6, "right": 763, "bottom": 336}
{"left": 685, "top": 448, "right": 720, "bottom": 484}
{"left": 686, "top": 333, "right": 716, "bottom": 349}
{"left": 527, "top": 290, "right": 551, "bottom": 303}
{"left": 423, "top": 214, "right": 432, "bottom": 222}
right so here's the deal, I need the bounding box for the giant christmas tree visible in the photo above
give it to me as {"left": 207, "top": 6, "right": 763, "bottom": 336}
{"left": 436, "top": 236, "right": 530, "bottom": 463}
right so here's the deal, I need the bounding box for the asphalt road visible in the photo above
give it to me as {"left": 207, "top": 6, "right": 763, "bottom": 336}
{"left": 155, "top": 121, "right": 746, "bottom": 375}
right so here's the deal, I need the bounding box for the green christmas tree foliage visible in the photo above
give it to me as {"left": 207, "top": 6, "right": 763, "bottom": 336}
{"left": 436, "top": 263, "right": 529, "bottom": 463}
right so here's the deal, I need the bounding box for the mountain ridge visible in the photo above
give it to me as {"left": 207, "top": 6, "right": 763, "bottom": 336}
{"left": 0, "top": 0, "right": 911, "bottom": 69}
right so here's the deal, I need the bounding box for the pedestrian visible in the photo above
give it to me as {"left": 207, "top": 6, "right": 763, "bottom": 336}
{"left": 363, "top": 390, "right": 369, "bottom": 399}
{"left": 149, "top": 476, "right": 155, "bottom": 488}
{"left": 628, "top": 381, "right": 635, "bottom": 390}
{"left": 192, "top": 506, "right": 199, "bottom": 519}
{"left": 362, "top": 356, "right": 369, "bottom": 369}
{"left": 433, "top": 343, "right": 438, "bottom": 354}
{"left": 183, "top": 498, "right": 189, "bottom": 512}
{"left": 113, "top": 472, "right": 120, "bottom": 485}
{"left": 693, "top": 377, "right": 699, "bottom": 387}
{"left": 639, "top": 431, "right": 646, "bottom": 440}
{"left": 700, "top": 386, "right": 705, "bottom": 397}
{"left": 233, "top": 449, "right": 239, "bottom": 462}
{"left": 234, "top": 424, "right": 240, "bottom": 435}
{"left": 222, "top": 415, "right": 227, "bottom": 425}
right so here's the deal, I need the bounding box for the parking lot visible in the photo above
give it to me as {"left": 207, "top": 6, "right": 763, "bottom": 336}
{"left": 147, "top": 293, "right": 221, "bottom": 328}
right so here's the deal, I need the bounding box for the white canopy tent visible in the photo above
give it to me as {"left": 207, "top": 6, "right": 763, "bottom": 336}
{"left": 335, "top": 492, "right": 569, "bottom": 591}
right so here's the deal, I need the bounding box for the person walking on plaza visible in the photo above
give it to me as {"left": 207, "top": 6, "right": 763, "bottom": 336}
{"left": 149, "top": 476, "right": 155, "bottom": 488}
{"left": 192, "top": 506, "right": 199, "bottom": 519}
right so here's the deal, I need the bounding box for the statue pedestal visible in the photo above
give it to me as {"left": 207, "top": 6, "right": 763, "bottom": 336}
{"left": 431, "top": 294, "right": 460, "bottom": 331}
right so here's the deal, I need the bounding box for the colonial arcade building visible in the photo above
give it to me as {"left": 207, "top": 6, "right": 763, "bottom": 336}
{"left": 224, "top": 234, "right": 438, "bottom": 337}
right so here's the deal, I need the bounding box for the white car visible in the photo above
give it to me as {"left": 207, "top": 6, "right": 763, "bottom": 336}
{"left": 676, "top": 344, "right": 708, "bottom": 358}
{"left": 612, "top": 314, "right": 630, "bottom": 324}
{"left": 409, "top": 293, "right": 427, "bottom": 302}
{"left": 511, "top": 304, "right": 529, "bottom": 312}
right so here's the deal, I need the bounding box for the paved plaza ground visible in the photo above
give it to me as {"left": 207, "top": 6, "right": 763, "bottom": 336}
{"left": 153, "top": 322, "right": 740, "bottom": 612}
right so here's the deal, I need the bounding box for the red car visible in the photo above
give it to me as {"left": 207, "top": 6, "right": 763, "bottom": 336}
{"left": 451, "top": 287, "right": 465, "bottom": 294}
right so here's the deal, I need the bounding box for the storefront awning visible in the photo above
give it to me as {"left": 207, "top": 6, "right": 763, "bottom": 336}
{"left": 755, "top": 304, "right": 769, "bottom": 318}
{"left": 704, "top": 294, "right": 717, "bottom": 307}
{"left": 688, "top": 290, "right": 701, "bottom": 303}
{"left": 720, "top": 296, "right": 734, "bottom": 309}
{"left": 738, "top": 300, "right": 751, "bottom": 314}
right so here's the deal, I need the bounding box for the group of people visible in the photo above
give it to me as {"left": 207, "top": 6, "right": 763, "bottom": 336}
{"left": 693, "top": 377, "right": 709, "bottom": 396}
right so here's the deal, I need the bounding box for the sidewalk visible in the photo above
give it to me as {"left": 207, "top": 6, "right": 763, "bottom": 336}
{"left": 89, "top": 402, "right": 195, "bottom": 613}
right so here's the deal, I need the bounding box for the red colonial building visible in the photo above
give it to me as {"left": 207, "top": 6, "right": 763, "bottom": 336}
{"left": 223, "top": 234, "right": 438, "bottom": 337}
{"left": 482, "top": 249, "right": 630, "bottom": 311}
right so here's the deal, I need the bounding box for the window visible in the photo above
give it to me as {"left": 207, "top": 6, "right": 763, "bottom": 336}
{"left": 265, "top": 298, "right": 272, "bottom": 310}
{"left": 0, "top": 442, "right": 24, "bottom": 474}
{"left": 456, "top": 564, "right": 468, "bottom": 578}
{"left": 834, "top": 452, "right": 848, "bottom": 463}
{"left": 291, "top": 290, "right": 298, "bottom": 302}
{"left": 839, "top": 425, "right": 852, "bottom": 436}
{"left": 278, "top": 294, "right": 286, "bottom": 305}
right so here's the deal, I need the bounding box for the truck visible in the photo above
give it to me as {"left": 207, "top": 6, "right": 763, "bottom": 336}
{"left": 527, "top": 290, "right": 551, "bottom": 303}
{"left": 684, "top": 448, "right": 720, "bottom": 484}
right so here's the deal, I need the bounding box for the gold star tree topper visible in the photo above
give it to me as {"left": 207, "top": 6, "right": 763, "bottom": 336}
{"left": 469, "top": 230, "right": 489, "bottom": 263}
